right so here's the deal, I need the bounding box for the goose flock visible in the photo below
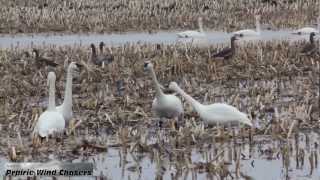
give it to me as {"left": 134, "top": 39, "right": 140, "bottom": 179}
{"left": 31, "top": 14, "right": 320, "bottom": 142}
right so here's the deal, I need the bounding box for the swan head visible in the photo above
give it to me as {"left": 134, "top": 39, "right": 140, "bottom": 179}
{"left": 68, "top": 62, "right": 80, "bottom": 74}
{"left": 144, "top": 61, "right": 154, "bottom": 71}
{"left": 169, "top": 82, "right": 179, "bottom": 91}
{"left": 47, "top": 72, "right": 56, "bottom": 86}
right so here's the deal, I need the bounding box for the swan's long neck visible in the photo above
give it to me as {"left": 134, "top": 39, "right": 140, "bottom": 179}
{"left": 173, "top": 85, "right": 204, "bottom": 113}
{"left": 149, "top": 67, "right": 164, "bottom": 98}
{"left": 255, "top": 17, "right": 261, "bottom": 34}
{"left": 48, "top": 78, "right": 56, "bottom": 111}
{"left": 62, "top": 66, "right": 73, "bottom": 109}
{"left": 198, "top": 19, "right": 204, "bottom": 33}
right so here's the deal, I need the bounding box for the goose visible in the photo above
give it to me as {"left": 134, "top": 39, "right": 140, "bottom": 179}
{"left": 177, "top": 17, "right": 205, "bottom": 38}
{"left": 212, "top": 35, "right": 239, "bottom": 59}
{"left": 233, "top": 15, "right": 261, "bottom": 37}
{"left": 300, "top": 32, "right": 317, "bottom": 55}
{"left": 33, "top": 72, "right": 65, "bottom": 138}
{"left": 169, "top": 82, "right": 252, "bottom": 126}
{"left": 99, "top": 42, "right": 114, "bottom": 62}
{"left": 56, "top": 62, "right": 78, "bottom": 124}
{"left": 90, "top": 43, "right": 113, "bottom": 66}
{"left": 144, "top": 61, "right": 184, "bottom": 126}
{"left": 293, "top": 16, "right": 320, "bottom": 35}
{"left": 32, "top": 49, "right": 58, "bottom": 68}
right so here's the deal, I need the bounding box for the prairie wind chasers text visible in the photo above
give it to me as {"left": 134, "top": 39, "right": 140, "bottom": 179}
{"left": 4, "top": 162, "right": 93, "bottom": 176}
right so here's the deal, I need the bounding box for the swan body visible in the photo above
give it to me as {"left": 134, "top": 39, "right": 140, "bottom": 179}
{"left": 169, "top": 82, "right": 252, "bottom": 126}
{"left": 293, "top": 27, "right": 319, "bottom": 35}
{"left": 152, "top": 94, "right": 184, "bottom": 119}
{"left": 293, "top": 16, "right": 320, "bottom": 35}
{"left": 145, "top": 61, "right": 183, "bottom": 119}
{"left": 56, "top": 62, "right": 78, "bottom": 124}
{"left": 194, "top": 103, "right": 252, "bottom": 125}
{"left": 34, "top": 72, "right": 65, "bottom": 138}
{"left": 177, "top": 17, "right": 205, "bottom": 38}
{"left": 233, "top": 15, "right": 261, "bottom": 37}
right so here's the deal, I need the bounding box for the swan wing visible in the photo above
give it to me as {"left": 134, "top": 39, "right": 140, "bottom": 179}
{"left": 35, "top": 111, "right": 65, "bottom": 137}
{"left": 294, "top": 27, "right": 318, "bottom": 34}
{"left": 152, "top": 95, "right": 183, "bottom": 118}
{"left": 202, "top": 103, "right": 251, "bottom": 126}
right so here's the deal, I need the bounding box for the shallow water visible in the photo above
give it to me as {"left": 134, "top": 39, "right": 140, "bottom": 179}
{"left": 0, "top": 30, "right": 316, "bottom": 49}
{"left": 1, "top": 132, "right": 319, "bottom": 179}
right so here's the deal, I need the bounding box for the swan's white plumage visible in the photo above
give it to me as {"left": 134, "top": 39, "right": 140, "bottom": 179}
{"left": 34, "top": 72, "right": 65, "bottom": 138}
{"left": 233, "top": 29, "right": 259, "bottom": 36}
{"left": 197, "top": 103, "right": 252, "bottom": 126}
{"left": 293, "top": 27, "right": 319, "bottom": 35}
{"left": 34, "top": 111, "right": 65, "bottom": 137}
{"left": 56, "top": 62, "right": 78, "bottom": 124}
{"left": 169, "top": 82, "right": 252, "bottom": 126}
{"left": 177, "top": 17, "right": 205, "bottom": 38}
{"left": 293, "top": 16, "right": 320, "bottom": 35}
{"left": 145, "top": 61, "right": 183, "bottom": 119}
{"left": 233, "top": 15, "right": 261, "bottom": 37}
{"left": 152, "top": 94, "right": 184, "bottom": 119}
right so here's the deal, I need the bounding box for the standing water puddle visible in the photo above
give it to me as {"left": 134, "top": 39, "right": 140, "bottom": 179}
{"left": 0, "top": 30, "right": 316, "bottom": 48}
{"left": 0, "top": 132, "right": 319, "bottom": 179}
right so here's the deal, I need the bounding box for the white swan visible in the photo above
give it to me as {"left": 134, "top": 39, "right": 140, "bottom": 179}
{"left": 177, "top": 17, "right": 205, "bottom": 38}
{"left": 293, "top": 16, "right": 320, "bottom": 35}
{"left": 233, "top": 15, "right": 261, "bottom": 37}
{"left": 56, "top": 62, "right": 78, "bottom": 124}
{"left": 169, "top": 82, "right": 252, "bottom": 126}
{"left": 34, "top": 72, "right": 65, "bottom": 138}
{"left": 144, "top": 61, "right": 184, "bottom": 121}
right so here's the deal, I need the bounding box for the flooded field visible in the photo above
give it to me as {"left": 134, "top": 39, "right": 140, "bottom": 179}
{"left": 0, "top": 38, "right": 319, "bottom": 178}
{"left": 0, "top": 30, "right": 316, "bottom": 48}
{"left": 0, "top": 0, "right": 320, "bottom": 179}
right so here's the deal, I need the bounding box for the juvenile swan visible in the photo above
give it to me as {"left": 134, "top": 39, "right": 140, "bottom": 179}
{"left": 34, "top": 72, "right": 65, "bottom": 137}
{"left": 169, "top": 82, "right": 252, "bottom": 126}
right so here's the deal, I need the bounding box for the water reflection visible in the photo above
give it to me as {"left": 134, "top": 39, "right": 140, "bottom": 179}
{"left": 70, "top": 132, "right": 320, "bottom": 179}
